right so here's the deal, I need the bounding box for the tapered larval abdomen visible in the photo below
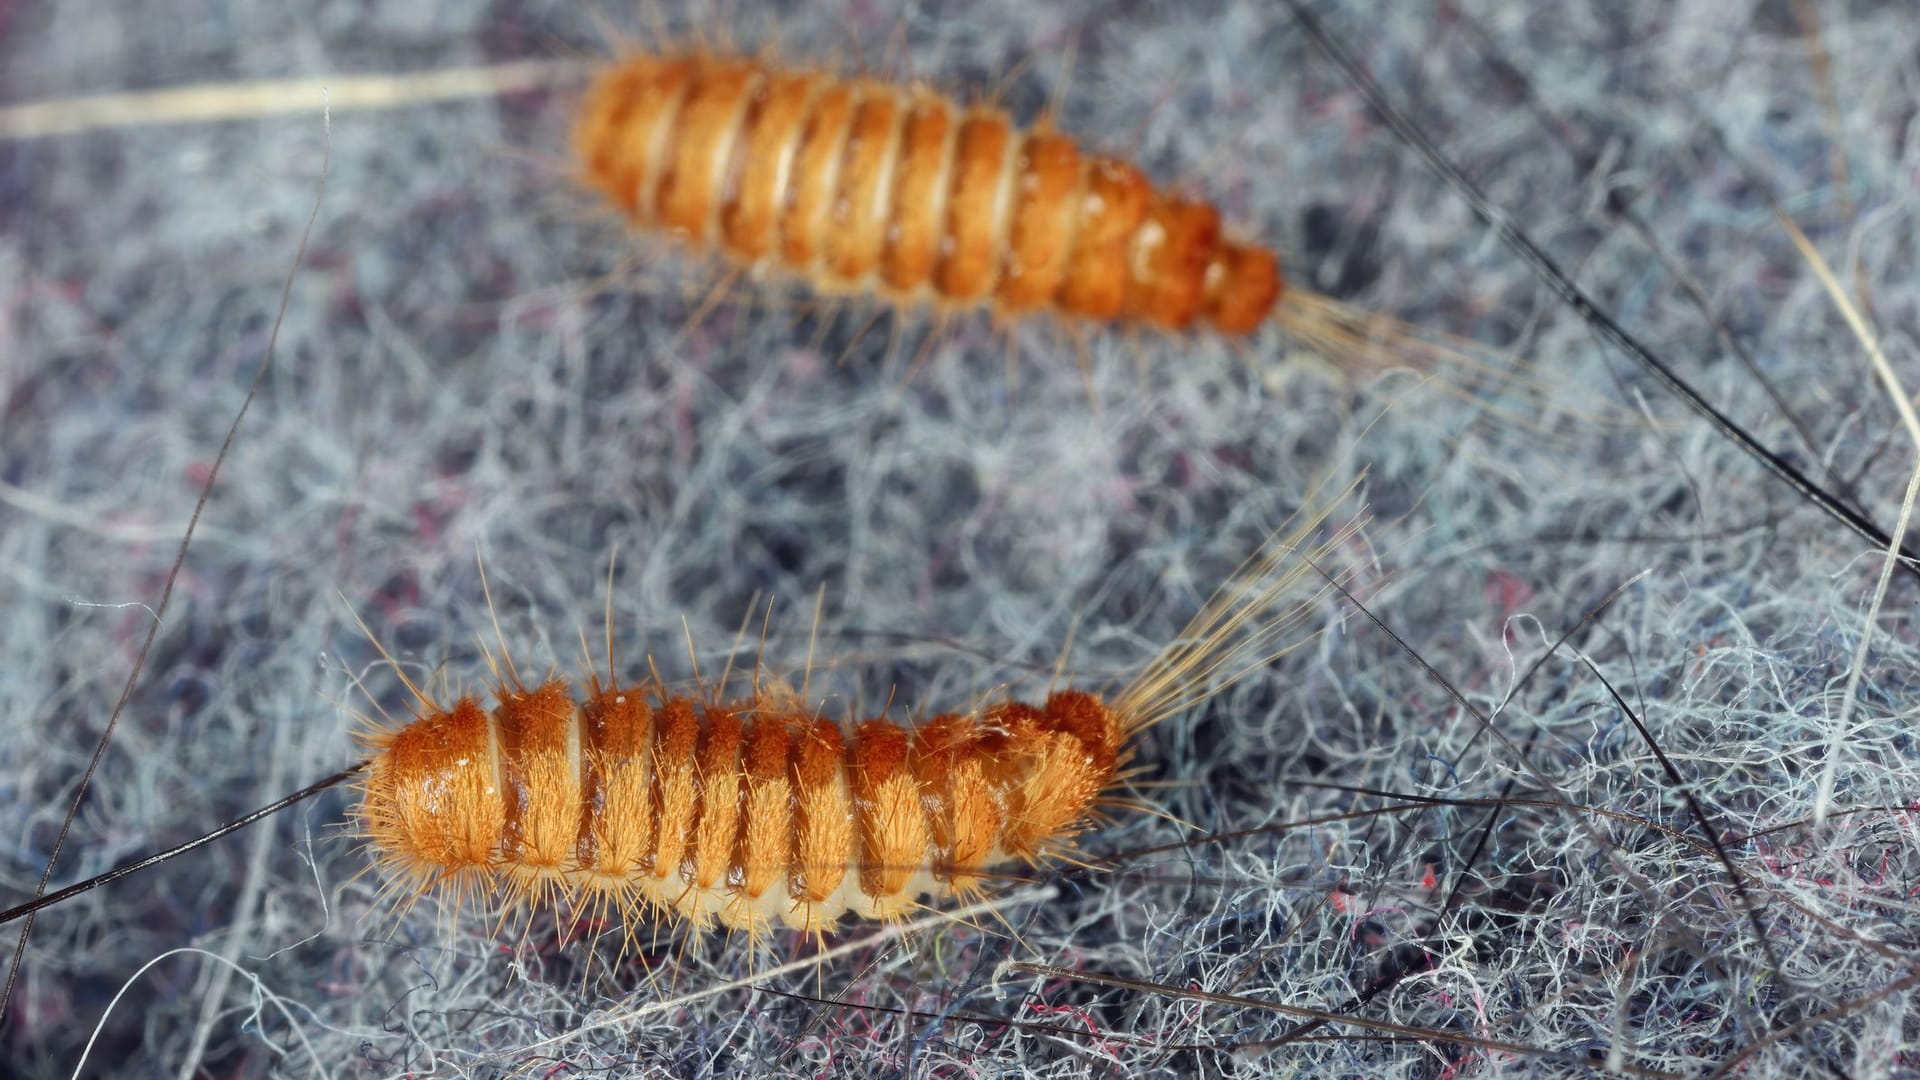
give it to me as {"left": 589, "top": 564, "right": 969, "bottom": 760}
{"left": 573, "top": 53, "right": 1284, "bottom": 335}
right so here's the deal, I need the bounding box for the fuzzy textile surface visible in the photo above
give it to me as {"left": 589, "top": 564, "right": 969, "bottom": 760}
{"left": 2, "top": 1, "right": 1918, "bottom": 1077}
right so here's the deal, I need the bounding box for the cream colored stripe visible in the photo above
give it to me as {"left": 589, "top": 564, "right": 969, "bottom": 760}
{"left": 704, "top": 69, "right": 767, "bottom": 248}
{"left": 566, "top": 701, "right": 587, "bottom": 870}
{"left": 483, "top": 706, "right": 506, "bottom": 859}
{"left": 983, "top": 110, "right": 1021, "bottom": 296}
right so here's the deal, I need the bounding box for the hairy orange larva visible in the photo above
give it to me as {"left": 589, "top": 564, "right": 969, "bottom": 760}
{"left": 359, "top": 679, "right": 1125, "bottom": 934}
{"left": 571, "top": 51, "right": 1285, "bottom": 335}
{"left": 351, "top": 491, "right": 1365, "bottom": 938}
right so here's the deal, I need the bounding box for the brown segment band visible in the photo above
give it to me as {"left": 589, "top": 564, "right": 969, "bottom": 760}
{"left": 780, "top": 83, "right": 858, "bottom": 271}
{"left": 935, "top": 109, "right": 1015, "bottom": 301}
{"left": 995, "top": 132, "right": 1082, "bottom": 311}
{"left": 880, "top": 96, "right": 956, "bottom": 291}
{"left": 822, "top": 88, "right": 907, "bottom": 284}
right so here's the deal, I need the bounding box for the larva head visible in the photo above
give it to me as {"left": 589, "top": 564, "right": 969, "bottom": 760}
{"left": 1202, "top": 242, "right": 1284, "bottom": 335}
{"left": 354, "top": 697, "right": 504, "bottom": 907}
{"left": 571, "top": 55, "right": 698, "bottom": 218}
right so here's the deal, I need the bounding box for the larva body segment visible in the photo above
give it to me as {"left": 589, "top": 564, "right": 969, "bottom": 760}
{"left": 351, "top": 490, "right": 1362, "bottom": 938}
{"left": 356, "top": 683, "right": 1127, "bottom": 934}
{"left": 573, "top": 52, "right": 1284, "bottom": 334}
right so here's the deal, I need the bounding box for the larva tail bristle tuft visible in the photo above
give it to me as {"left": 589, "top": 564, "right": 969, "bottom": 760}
{"left": 1270, "top": 289, "right": 1638, "bottom": 439}
{"left": 1270, "top": 288, "right": 1422, "bottom": 370}
{"left": 1271, "top": 288, "right": 1512, "bottom": 394}
{"left": 1113, "top": 476, "right": 1370, "bottom": 737}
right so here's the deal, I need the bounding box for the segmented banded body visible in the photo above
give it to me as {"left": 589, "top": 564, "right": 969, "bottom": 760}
{"left": 354, "top": 492, "right": 1361, "bottom": 936}
{"left": 572, "top": 52, "right": 1285, "bottom": 334}
{"left": 357, "top": 679, "right": 1126, "bottom": 934}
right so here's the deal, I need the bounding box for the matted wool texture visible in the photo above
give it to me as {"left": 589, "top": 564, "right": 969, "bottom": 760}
{"left": 2, "top": 1, "right": 1917, "bottom": 1077}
